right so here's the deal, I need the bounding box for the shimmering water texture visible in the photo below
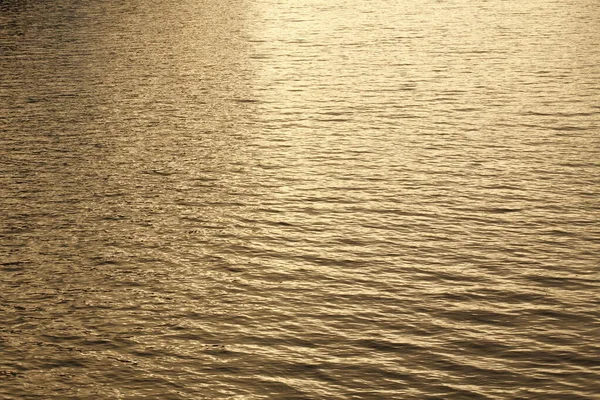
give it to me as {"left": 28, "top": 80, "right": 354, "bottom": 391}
{"left": 1, "top": 0, "right": 599, "bottom": 398}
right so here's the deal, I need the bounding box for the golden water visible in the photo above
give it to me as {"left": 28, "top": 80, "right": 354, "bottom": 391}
{"left": 1, "top": 0, "right": 599, "bottom": 398}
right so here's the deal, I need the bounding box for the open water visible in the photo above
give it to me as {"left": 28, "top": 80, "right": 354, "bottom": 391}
{"left": 1, "top": 0, "right": 599, "bottom": 398}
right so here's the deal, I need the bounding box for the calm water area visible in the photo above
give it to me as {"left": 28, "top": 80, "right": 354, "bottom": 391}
{"left": 1, "top": 0, "right": 599, "bottom": 398}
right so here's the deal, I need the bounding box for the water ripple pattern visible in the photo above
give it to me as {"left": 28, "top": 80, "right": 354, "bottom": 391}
{"left": 1, "top": 0, "right": 599, "bottom": 398}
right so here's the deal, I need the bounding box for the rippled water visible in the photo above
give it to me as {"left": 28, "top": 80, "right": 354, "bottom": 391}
{"left": 1, "top": 0, "right": 599, "bottom": 398}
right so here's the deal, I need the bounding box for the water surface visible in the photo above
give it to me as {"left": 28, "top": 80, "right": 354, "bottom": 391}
{"left": 1, "top": 0, "right": 599, "bottom": 398}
